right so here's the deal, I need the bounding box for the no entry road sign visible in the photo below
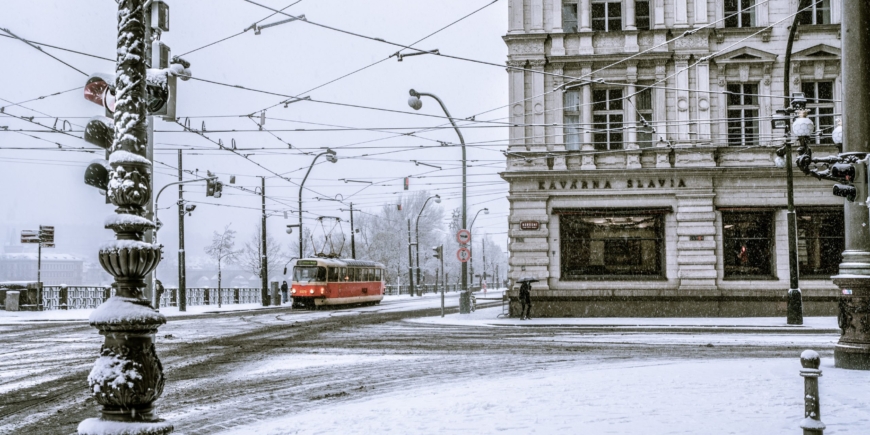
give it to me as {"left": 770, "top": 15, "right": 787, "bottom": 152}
{"left": 456, "top": 229, "right": 471, "bottom": 245}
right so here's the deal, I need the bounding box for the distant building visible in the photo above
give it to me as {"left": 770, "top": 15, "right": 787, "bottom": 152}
{"left": 502, "top": 0, "right": 842, "bottom": 316}
{"left": 0, "top": 253, "right": 84, "bottom": 286}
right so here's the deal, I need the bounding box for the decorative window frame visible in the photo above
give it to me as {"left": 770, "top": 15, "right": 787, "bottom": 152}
{"left": 713, "top": 47, "right": 776, "bottom": 147}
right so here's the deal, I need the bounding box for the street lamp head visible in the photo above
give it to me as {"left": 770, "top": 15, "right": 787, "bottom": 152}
{"left": 325, "top": 149, "right": 338, "bottom": 163}
{"left": 483, "top": 208, "right": 489, "bottom": 215}
{"left": 408, "top": 95, "right": 423, "bottom": 111}
{"left": 184, "top": 204, "right": 196, "bottom": 214}
{"left": 434, "top": 194, "right": 441, "bottom": 203}
{"left": 792, "top": 110, "right": 815, "bottom": 138}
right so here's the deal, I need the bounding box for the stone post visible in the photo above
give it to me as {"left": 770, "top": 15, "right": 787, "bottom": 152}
{"left": 799, "top": 350, "right": 825, "bottom": 434}
{"left": 78, "top": 1, "right": 172, "bottom": 434}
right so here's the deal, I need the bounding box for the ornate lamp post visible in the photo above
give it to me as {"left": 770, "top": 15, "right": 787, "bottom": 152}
{"left": 298, "top": 149, "right": 337, "bottom": 258}
{"left": 78, "top": 1, "right": 172, "bottom": 433}
{"left": 407, "top": 89, "right": 471, "bottom": 312}
{"left": 415, "top": 194, "right": 441, "bottom": 291}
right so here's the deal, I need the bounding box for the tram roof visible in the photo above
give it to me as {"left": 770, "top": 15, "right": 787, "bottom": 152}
{"left": 296, "top": 257, "right": 384, "bottom": 268}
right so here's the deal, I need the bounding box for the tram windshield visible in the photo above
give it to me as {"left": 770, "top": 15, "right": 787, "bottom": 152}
{"left": 293, "top": 266, "right": 327, "bottom": 282}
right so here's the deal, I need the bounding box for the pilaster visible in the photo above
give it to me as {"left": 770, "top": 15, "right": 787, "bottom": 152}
{"left": 508, "top": 60, "right": 527, "bottom": 150}
{"left": 530, "top": 0, "right": 544, "bottom": 32}
{"left": 550, "top": 62, "right": 568, "bottom": 170}
{"left": 693, "top": 0, "right": 708, "bottom": 25}
{"left": 509, "top": 0, "right": 524, "bottom": 33}
{"left": 654, "top": 58, "right": 668, "bottom": 142}
{"left": 674, "top": 54, "right": 691, "bottom": 142}
{"left": 673, "top": 0, "right": 688, "bottom": 28}
{"left": 696, "top": 59, "right": 711, "bottom": 141}
{"left": 530, "top": 59, "right": 547, "bottom": 151}
{"left": 551, "top": 0, "right": 565, "bottom": 55}
{"left": 675, "top": 192, "right": 717, "bottom": 290}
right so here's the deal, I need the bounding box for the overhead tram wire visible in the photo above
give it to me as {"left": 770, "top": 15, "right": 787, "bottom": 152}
{"left": 0, "top": 32, "right": 113, "bottom": 62}
{"left": 0, "top": 27, "right": 88, "bottom": 76}
{"left": 0, "top": 87, "right": 85, "bottom": 113}
{"left": 177, "top": 0, "right": 304, "bottom": 56}
{"left": 248, "top": 0, "right": 502, "bottom": 114}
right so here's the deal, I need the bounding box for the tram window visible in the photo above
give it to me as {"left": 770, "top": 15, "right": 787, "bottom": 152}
{"left": 365, "top": 268, "right": 373, "bottom": 281}
{"left": 350, "top": 268, "right": 358, "bottom": 281}
{"left": 327, "top": 267, "right": 339, "bottom": 282}
{"left": 294, "top": 266, "right": 326, "bottom": 282}
{"left": 341, "top": 267, "right": 348, "bottom": 281}
{"left": 376, "top": 269, "right": 382, "bottom": 281}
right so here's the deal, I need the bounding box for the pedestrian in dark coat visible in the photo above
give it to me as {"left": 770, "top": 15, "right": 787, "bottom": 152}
{"left": 519, "top": 281, "right": 532, "bottom": 320}
{"left": 155, "top": 279, "right": 165, "bottom": 307}
{"left": 281, "top": 280, "right": 289, "bottom": 303}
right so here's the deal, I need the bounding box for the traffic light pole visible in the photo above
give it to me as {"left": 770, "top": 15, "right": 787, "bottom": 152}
{"left": 78, "top": 1, "right": 173, "bottom": 433}
{"left": 834, "top": 1, "right": 870, "bottom": 370}
{"left": 261, "top": 176, "right": 269, "bottom": 306}
{"left": 440, "top": 245, "right": 445, "bottom": 317}
{"left": 349, "top": 202, "right": 356, "bottom": 259}
{"left": 407, "top": 219, "right": 415, "bottom": 297}
{"left": 782, "top": 11, "right": 803, "bottom": 325}
{"left": 178, "top": 150, "right": 186, "bottom": 312}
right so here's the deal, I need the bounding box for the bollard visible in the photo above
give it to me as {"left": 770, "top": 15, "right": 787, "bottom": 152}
{"left": 799, "top": 350, "right": 825, "bottom": 434}
{"left": 204, "top": 286, "right": 210, "bottom": 305}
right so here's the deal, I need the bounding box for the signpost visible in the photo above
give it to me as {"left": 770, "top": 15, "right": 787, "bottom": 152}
{"left": 20, "top": 225, "right": 55, "bottom": 310}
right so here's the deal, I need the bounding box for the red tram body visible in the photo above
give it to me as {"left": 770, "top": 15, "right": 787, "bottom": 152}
{"left": 291, "top": 258, "right": 385, "bottom": 309}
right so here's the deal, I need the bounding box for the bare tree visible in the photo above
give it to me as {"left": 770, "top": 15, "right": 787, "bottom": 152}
{"left": 240, "top": 223, "right": 287, "bottom": 280}
{"left": 204, "top": 224, "right": 241, "bottom": 306}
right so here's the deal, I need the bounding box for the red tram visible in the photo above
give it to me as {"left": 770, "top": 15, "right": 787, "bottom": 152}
{"left": 290, "top": 258, "right": 385, "bottom": 309}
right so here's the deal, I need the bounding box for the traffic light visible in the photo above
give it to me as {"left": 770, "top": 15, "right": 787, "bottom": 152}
{"left": 83, "top": 71, "right": 176, "bottom": 120}
{"left": 206, "top": 178, "right": 216, "bottom": 197}
{"left": 404, "top": 177, "right": 409, "bottom": 190}
{"left": 214, "top": 181, "right": 223, "bottom": 199}
{"left": 432, "top": 245, "right": 442, "bottom": 260}
{"left": 831, "top": 160, "right": 868, "bottom": 204}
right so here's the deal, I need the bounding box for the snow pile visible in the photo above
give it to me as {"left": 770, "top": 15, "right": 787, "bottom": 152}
{"left": 109, "top": 150, "right": 150, "bottom": 165}
{"left": 78, "top": 418, "right": 172, "bottom": 435}
{"left": 87, "top": 353, "right": 141, "bottom": 394}
{"left": 89, "top": 297, "right": 165, "bottom": 325}
{"left": 100, "top": 240, "right": 158, "bottom": 252}
{"left": 146, "top": 69, "right": 168, "bottom": 89}
{"left": 105, "top": 214, "right": 153, "bottom": 227}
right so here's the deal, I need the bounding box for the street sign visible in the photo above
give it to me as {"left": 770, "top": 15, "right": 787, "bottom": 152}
{"left": 39, "top": 226, "right": 55, "bottom": 244}
{"left": 21, "top": 230, "right": 40, "bottom": 244}
{"left": 456, "top": 229, "right": 471, "bottom": 245}
{"left": 456, "top": 247, "right": 471, "bottom": 263}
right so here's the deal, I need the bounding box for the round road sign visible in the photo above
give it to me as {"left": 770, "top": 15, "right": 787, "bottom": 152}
{"left": 456, "top": 229, "right": 471, "bottom": 245}
{"left": 456, "top": 247, "right": 471, "bottom": 263}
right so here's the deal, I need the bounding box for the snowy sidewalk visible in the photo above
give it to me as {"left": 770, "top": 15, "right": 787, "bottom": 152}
{"left": 409, "top": 306, "right": 841, "bottom": 334}
{"left": 0, "top": 290, "right": 488, "bottom": 324}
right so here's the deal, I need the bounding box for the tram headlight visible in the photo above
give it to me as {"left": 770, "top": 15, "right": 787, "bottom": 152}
{"left": 309, "top": 289, "right": 314, "bottom": 294}
{"left": 320, "top": 287, "right": 325, "bottom": 295}
{"left": 291, "top": 289, "right": 296, "bottom": 294}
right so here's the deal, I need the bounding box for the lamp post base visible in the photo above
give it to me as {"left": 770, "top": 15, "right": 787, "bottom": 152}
{"left": 78, "top": 418, "right": 173, "bottom": 435}
{"left": 833, "top": 277, "right": 870, "bottom": 370}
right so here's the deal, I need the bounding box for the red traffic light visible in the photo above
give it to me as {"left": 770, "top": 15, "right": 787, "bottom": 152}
{"left": 84, "top": 74, "right": 116, "bottom": 113}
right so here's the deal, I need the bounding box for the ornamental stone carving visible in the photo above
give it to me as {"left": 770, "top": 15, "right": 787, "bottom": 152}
{"left": 508, "top": 39, "right": 545, "bottom": 56}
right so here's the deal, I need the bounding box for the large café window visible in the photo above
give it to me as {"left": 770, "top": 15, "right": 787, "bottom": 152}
{"left": 560, "top": 210, "right": 665, "bottom": 280}
{"left": 797, "top": 208, "right": 844, "bottom": 277}
{"left": 722, "top": 211, "right": 775, "bottom": 279}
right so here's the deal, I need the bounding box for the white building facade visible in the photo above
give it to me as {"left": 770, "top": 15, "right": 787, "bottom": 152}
{"left": 502, "top": 0, "right": 844, "bottom": 316}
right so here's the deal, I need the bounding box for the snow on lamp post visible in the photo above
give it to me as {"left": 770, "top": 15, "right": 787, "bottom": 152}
{"left": 78, "top": 1, "right": 172, "bottom": 434}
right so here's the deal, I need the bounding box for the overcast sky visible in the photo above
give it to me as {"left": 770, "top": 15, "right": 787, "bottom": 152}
{"left": 0, "top": 0, "right": 510, "bottom": 264}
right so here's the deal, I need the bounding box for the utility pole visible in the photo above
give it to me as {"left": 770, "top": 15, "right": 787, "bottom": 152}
{"left": 350, "top": 202, "right": 356, "bottom": 259}
{"left": 407, "top": 219, "right": 415, "bottom": 297}
{"left": 261, "top": 176, "right": 269, "bottom": 306}
{"left": 177, "top": 150, "right": 186, "bottom": 312}
{"left": 834, "top": 1, "right": 870, "bottom": 369}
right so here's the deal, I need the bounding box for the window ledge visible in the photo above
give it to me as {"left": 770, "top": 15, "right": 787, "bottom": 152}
{"left": 561, "top": 276, "right": 668, "bottom": 282}
{"left": 722, "top": 276, "right": 778, "bottom": 281}
{"left": 714, "top": 27, "right": 772, "bottom": 43}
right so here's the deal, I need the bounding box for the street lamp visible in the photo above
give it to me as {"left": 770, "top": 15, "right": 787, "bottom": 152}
{"left": 415, "top": 194, "right": 441, "bottom": 291}
{"left": 407, "top": 88, "right": 471, "bottom": 312}
{"left": 469, "top": 208, "right": 489, "bottom": 290}
{"left": 298, "top": 149, "right": 337, "bottom": 258}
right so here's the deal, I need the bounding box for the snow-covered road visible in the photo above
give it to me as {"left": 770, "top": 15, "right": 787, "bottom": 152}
{"left": 2, "top": 296, "right": 865, "bottom": 435}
